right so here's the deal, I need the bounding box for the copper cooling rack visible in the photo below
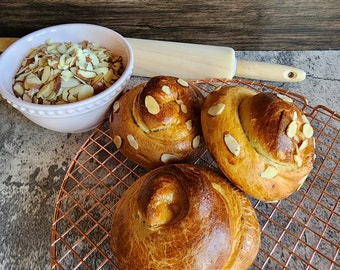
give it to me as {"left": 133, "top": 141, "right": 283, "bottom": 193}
{"left": 50, "top": 79, "right": 339, "bottom": 270}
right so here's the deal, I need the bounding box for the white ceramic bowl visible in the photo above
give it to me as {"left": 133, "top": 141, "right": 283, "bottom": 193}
{"left": 0, "top": 23, "right": 133, "bottom": 133}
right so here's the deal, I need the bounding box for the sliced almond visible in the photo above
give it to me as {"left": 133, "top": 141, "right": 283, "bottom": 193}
{"left": 292, "top": 111, "right": 298, "bottom": 121}
{"left": 113, "top": 100, "right": 120, "bottom": 113}
{"left": 92, "top": 73, "right": 105, "bottom": 88}
{"left": 208, "top": 103, "right": 225, "bottom": 116}
{"left": 286, "top": 120, "right": 298, "bottom": 138}
{"left": 260, "top": 165, "right": 278, "bottom": 179}
{"left": 37, "top": 80, "right": 54, "bottom": 99}
{"left": 77, "top": 69, "right": 97, "bottom": 79}
{"left": 299, "top": 139, "right": 309, "bottom": 151}
{"left": 293, "top": 135, "right": 301, "bottom": 143}
{"left": 22, "top": 93, "right": 32, "bottom": 103}
{"left": 301, "top": 115, "right": 310, "bottom": 124}
{"left": 161, "top": 153, "right": 178, "bottom": 164}
{"left": 68, "top": 84, "right": 94, "bottom": 101}
{"left": 41, "top": 66, "right": 51, "bottom": 83}
{"left": 145, "top": 95, "right": 160, "bottom": 115}
{"left": 113, "top": 135, "right": 122, "bottom": 149}
{"left": 224, "top": 134, "right": 241, "bottom": 156}
{"left": 76, "top": 49, "right": 87, "bottom": 68}
{"left": 297, "top": 175, "right": 308, "bottom": 190}
{"left": 277, "top": 93, "right": 293, "bottom": 103}
{"left": 302, "top": 123, "right": 314, "bottom": 138}
{"left": 86, "top": 62, "right": 94, "bottom": 71}
{"left": 46, "top": 88, "right": 57, "bottom": 101}
{"left": 58, "top": 54, "right": 68, "bottom": 69}
{"left": 13, "top": 83, "right": 24, "bottom": 97}
{"left": 28, "top": 55, "right": 39, "bottom": 70}
{"left": 94, "top": 67, "right": 109, "bottom": 75}
{"left": 62, "top": 88, "right": 70, "bottom": 102}
{"left": 88, "top": 52, "right": 99, "bottom": 66}
{"left": 294, "top": 155, "right": 303, "bottom": 167}
{"left": 103, "top": 69, "right": 115, "bottom": 82}
{"left": 213, "top": 85, "right": 222, "bottom": 92}
{"left": 294, "top": 142, "right": 301, "bottom": 156}
{"left": 192, "top": 135, "right": 200, "bottom": 149}
{"left": 67, "top": 94, "right": 77, "bottom": 103}
{"left": 57, "top": 43, "right": 67, "bottom": 54}
{"left": 13, "top": 40, "right": 124, "bottom": 104}
{"left": 180, "top": 103, "right": 188, "bottom": 114}
{"left": 65, "top": 56, "right": 76, "bottom": 66}
{"left": 266, "top": 200, "right": 279, "bottom": 204}
{"left": 61, "top": 70, "right": 73, "bottom": 81}
{"left": 77, "top": 85, "right": 94, "bottom": 101}
{"left": 61, "top": 77, "right": 81, "bottom": 88}
{"left": 24, "top": 73, "right": 42, "bottom": 89}
{"left": 161, "top": 85, "right": 171, "bottom": 95}
{"left": 177, "top": 78, "right": 189, "bottom": 87}
{"left": 127, "top": 134, "right": 138, "bottom": 150}
{"left": 185, "top": 119, "right": 193, "bottom": 131}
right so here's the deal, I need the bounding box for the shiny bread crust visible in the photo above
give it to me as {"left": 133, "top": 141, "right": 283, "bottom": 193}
{"left": 111, "top": 164, "right": 260, "bottom": 270}
{"left": 201, "top": 86, "right": 315, "bottom": 202}
{"left": 109, "top": 76, "right": 204, "bottom": 169}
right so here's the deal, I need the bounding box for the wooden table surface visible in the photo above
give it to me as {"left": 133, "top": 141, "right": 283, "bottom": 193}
{"left": 0, "top": 0, "right": 339, "bottom": 50}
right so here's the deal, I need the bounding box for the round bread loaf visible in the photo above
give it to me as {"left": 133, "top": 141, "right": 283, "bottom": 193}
{"left": 110, "top": 164, "right": 260, "bottom": 270}
{"left": 109, "top": 76, "right": 204, "bottom": 169}
{"left": 201, "top": 85, "right": 315, "bottom": 202}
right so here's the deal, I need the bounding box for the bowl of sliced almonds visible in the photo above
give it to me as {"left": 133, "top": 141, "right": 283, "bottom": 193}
{"left": 0, "top": 23, "right": 133, "bottom": 133}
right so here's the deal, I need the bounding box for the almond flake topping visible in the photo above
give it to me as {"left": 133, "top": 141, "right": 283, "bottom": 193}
{"left": 224, "top": 134, "right": 241, "bottom": 156}
{"left": 302, "top": 123, "right": 314, "bottom": 138}
{"left": 113, "top": 135, "right": 122, "bottom": 149}
{"left": 260, "top": 166, "right": 278, "bottom": 179}
{"left": 292, "top": 111, "right": 298, "bottom": 121}
{"left": 180, "top": 104, "right": 188, "bottom": 114}
{"left": 161, "top": 153, "right": 178, "bottom": 164}
{"left": 145, "top": 95, "right": 160, "bottom": 115}
{"left": 297, "top": 175, "right": 308, "bottom": 190}
{"left": 299, "top": 139, "right": 309, "bottom": 151}
{"left": 127, "top": 134, "right": 138, "bottom": 150}
{"left": 177, "top": 78, "right": 189, "bottom": 87}
{"left": 161, "top": 85, "right": 171, "bottom": 95}
{"left": 185, "top": 120, "right": 193, "bottom": 130}
{"left": 208, "top": 103, "right": 225, "bottom": 116}
{"left": 266, "top": 200, "right": 278, "bottom": 204}
{"left": 286, "top": 120, "right": 298, "bottom": 138}
{"left": 192, "top": 135, "right": 200, "bottom": 149}
{"left": 113, "top": 100, "right": 120, "bottom": 113}
{"left": 294, "top": 155, "right": 303, "bottom": 167}
{"left": 277, "top": 93, "right": 293, "bottom": 103}
{"left": 302, "top": 115, "right": 310, "bottom": 124}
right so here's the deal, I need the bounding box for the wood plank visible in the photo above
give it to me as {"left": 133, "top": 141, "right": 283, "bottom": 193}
{"left": 0, "top": 0, "right": 339, "bottom": 50}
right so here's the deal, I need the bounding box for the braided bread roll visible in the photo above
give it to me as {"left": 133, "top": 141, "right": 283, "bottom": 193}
{"left": 109, "top": 76, "right": 204, "bottom": 169}
{"left": 110, "top": 164, "right": 260, "bottom": 270}
{"left": 201, "top": 86, "right": 315, "bottom": 202}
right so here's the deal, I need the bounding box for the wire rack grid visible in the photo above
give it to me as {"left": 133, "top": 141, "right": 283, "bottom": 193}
{"left": 50, "top": 79, "right": 340, "bottom": 270}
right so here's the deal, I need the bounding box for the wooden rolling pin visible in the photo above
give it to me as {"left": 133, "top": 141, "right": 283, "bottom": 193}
{"left": 0, "top": 37, "right": 305, "bottom": 82}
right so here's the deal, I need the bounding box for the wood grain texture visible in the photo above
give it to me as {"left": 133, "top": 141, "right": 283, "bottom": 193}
{"left": 0, "top": 0, "right": 339, "bottom": 50}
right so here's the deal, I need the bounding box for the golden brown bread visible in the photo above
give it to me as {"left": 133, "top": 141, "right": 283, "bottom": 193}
{"left": 110, "top": 164, "right": 260, "bottom": 270}
{"left": 201, "top": 86, "right": 315, "bottom": 202}
{"left": 109, "top": 76, "right": 204, "bottom": 169}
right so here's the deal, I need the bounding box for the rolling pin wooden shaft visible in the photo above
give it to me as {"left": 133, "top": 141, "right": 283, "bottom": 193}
{"left": 0, "top": 37, "right": 305, "bottom": 82}
{"left": 126, "top": 38, "right": 305, "bottom": 82}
